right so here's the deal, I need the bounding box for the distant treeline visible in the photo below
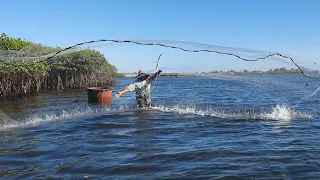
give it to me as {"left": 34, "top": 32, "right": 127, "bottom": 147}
{"left": 206, "top": 67, "right": 301, "bottom": 75}
{"left": 121, "top": 68, "right": 302, "bottom": 78}
{"left": 0, "top": 33, "right": 118, "bottom": 100}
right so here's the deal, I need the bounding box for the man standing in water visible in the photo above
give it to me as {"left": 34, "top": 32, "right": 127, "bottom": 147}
{"left": 115, "top": 69, "right": 162, "bottom": 108}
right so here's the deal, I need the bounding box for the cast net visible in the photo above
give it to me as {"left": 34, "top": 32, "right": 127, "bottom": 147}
{"left": 1, "top": 39, "right": 320, "bottom": 122}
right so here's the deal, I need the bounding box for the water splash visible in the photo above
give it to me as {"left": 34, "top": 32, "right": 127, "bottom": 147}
{"left": 261, "top": 105, "right": 296, "bottom": 121}
{"left": 0, "top": 103, "right": 313, "bottom": 131}
{"left": 151, "top": 104, "right": 311, "bottom": 121}
{"left": 0, "top": 106, "right": 111, "bottom": 131}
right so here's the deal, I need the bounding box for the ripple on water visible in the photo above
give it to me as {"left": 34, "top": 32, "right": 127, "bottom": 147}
{"left": 1, "top": 76, "right": 320, "bottom": 179}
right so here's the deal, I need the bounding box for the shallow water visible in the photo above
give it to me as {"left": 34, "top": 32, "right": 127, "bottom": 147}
{"left": 1, "top": 74, "right": 320, "bottom": 179}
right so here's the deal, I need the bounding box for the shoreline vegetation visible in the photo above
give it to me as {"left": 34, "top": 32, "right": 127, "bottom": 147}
{"left": 0, "top": 33, "right": 118, "bottom": 100}
{"left": 120, "top": 68, "right": 302, "bottom": 78}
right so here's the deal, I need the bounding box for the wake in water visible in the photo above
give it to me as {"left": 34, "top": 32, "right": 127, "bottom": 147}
{"left": 0, "top": 103, "right": 312, "bottom": 131}
{"left": 151, "top": 104, "right": 312, "bottom": 121}
{"left": 0, "top": 106, "right": 111, "bottom": 131}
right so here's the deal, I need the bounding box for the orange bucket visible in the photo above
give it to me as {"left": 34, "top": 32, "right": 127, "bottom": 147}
{"left": 87, "top": 87, "right": 112, "bottom": 104}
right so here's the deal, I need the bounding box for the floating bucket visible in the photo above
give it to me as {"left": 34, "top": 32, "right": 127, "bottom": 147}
{"left": 87, "top": 87, "right": 112, "bottom": 104}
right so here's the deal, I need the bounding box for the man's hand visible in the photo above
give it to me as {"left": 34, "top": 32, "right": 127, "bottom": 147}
{"left": 115, "top": 92, "right": 122, "bottom": 98}
{"left": 115, "top": 88, "right": 130, "bottom": 98}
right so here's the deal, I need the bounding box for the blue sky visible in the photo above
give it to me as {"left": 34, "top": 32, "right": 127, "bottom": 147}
{"left": 1, "top": 0, "right": 320, "bottom": 72}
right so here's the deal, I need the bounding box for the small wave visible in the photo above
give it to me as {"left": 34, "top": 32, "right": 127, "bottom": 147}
{"left": 151, "top": 104, "right": 312, "bottom": 121}
{"left": 1, "top": 103, "right": 312, "bottom": 131}
{"left": 0, "top": 106, "right": 111, "bottom": 131}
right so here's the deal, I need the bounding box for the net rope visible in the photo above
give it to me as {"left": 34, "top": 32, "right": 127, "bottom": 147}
{"left": 0, "top": 39, "right": 319, "bottom": 80}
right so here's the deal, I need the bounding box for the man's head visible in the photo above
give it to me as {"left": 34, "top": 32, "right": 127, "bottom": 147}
{"left": 135, "top": 69, "right": 149, "bottom": 81}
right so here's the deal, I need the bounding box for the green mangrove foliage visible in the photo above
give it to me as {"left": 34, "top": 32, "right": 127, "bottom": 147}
{"left": 0, "top": 33, "right": 32, "bottom": 51}
{"left": 0, "top": 33, "right": 118, "bottom": 100}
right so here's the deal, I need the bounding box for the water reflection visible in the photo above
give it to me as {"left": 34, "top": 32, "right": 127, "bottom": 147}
{"left": 135, "top": 108, "right": 153, "bottom": 120}
{"left": 132, "top": 109, "right": 162, "bottom": 178}
{"left": 0, "top": 95, "right": 44, "bottom": 119}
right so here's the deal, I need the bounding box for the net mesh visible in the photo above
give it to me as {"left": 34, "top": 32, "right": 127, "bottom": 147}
{"left": 1, "top": 39, "right": 319, "bottom": 77}
{"left": 1, "top": 39, "right": 319, "bottom": 118}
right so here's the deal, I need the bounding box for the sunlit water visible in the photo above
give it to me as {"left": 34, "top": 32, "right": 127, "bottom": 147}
{"left": 1, "top": 74, "right": 320, "bottom": 179}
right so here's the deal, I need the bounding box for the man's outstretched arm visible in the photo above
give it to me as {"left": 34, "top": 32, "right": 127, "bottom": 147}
{"left": 148, "top": 70, "right": 162, "bottom": 83}
{"left": 115, "top": 88, "right": 130, "bottom": 98}
{"left": 116, "top": 83, "right": 135, "bottom": 98}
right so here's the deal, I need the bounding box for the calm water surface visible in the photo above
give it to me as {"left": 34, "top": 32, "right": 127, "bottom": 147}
{"left": 1, "top": 74, "right": 320, "bottom": 179}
